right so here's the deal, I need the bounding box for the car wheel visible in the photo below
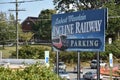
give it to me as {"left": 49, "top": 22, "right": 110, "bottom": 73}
{"left": 83, "top": 76, "right": 87, "bottom": 80}
{"left": 90, "top": 77, "right": 94, "bottom": 80}
{"left": 83, "top": 75, "right": 85, "bottom": 78}
{"left": 83, "top": 78, "right": 87, "bottom": 80}
{"left": 91, "top": 67, "right": 93, "bottom": 69}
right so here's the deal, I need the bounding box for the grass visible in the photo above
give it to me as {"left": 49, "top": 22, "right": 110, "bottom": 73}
{"left": 0, "top": 46, "right": 16, "bottom": 58}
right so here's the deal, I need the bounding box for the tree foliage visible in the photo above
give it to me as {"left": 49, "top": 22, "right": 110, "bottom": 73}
{"left": 0, "top": 12, "right": 16, "bottom": 49}
{"left": 53, "top": 0, "right": 111, "bottom": 13}
{"left": 19, "top": 32, "right": 34, "bottom": 45}
{"left": 32, "top": 9, "right": 56, "bottom": 40}
{"left": 0, "top": 64, "right": 60, "bottom": 80}
{"left": 103, "top": 1, "right": 120, "bottom": 40}
{"left": 11, "top": 45, "right": 54, "bottom": 59}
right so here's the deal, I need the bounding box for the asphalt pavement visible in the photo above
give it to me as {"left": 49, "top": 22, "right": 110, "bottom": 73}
{"left": 66, "top": 66, "right": 120, "bottom": 80}
{"left": 67, "top": 67, "right": 96, "bottom": 80}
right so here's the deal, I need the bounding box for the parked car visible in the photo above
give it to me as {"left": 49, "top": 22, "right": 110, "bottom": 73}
{"left": 59, "top": 62, "right": 66, "bottom": 70}
{"left": 90, "top": 59, "right": 107, "bottom": 69}
{"left": 54, "top": 62, "right": 66, "bottom": 71}
{"left": 83, "top": 71, "right": 103, "bottom": 80}
{"left": 59, "top": 70, "right": 70, "bottom": 80}
{"left": 73, "top": 66, "right": 83, "bottom": 73}
{"left": 53, "top": 68, "right": 65, "bottom": 73}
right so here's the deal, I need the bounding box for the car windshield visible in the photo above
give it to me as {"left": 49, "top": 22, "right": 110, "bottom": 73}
{"left": 59, "top": 62, "right": 64, "bottom": 65}
{"left": 59, "top": 71, "right": 68, "bottom": 74}
{"left": 91, "top": 60, "right": 97, "bottom": 63}
{"left": 86, "top": 71, "right": 96, "bottom": 75}
{"left": 91, "top": 60, "right": 104, "bottom": 63}
{"left": 92, "top": 72, "right": 96, "bottom": 74}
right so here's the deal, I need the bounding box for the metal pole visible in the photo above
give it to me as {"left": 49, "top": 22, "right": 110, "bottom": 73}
{"left": 109, "top": 53, "right": 113, "bottom": 80}
{"left": 56, "top": 51, "right": 59, "bottom": 75}
{"left": 110, "top": 66, "right": 112, "bottom": 80}
{"left": 97, "top": 52, "right": 100, "bottom": 80}
{"left": 108, "top": 38, "right": 113, "bottom": 80}
{"left": 0, "top": 51, "right": 2, "bottom": 61}
{"left": 77, "top": 52, "right": 80, "bottom": 80}
{"left": 16, "top": 0, "right": 19, "bottom": 59}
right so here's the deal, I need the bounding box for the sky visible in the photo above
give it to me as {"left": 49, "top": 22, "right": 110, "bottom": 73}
{"left": 0, "top": 0, "right": 54, "bottom": 23}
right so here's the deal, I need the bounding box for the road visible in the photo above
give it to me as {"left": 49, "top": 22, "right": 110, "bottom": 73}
{"left": 66, "top": 66, "right": 120, "bottom": 80}
{"left": 66, "top": 67, "right": 96, "bottom": 80}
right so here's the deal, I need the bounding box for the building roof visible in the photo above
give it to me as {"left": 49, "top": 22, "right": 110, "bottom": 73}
{"left": 21, "top": 16, "right": 38, "bottom": 25}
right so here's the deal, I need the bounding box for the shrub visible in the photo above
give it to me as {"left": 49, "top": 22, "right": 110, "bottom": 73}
{"left": 0, "top": 64, "right": 61, "bottom": 80}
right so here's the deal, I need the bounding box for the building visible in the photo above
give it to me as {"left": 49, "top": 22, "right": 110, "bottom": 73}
{"left": 21, "top": 16, "right": 51, "bottom": 43}
{"left": 21, "top": 17, "right": 38, "bottom": 32}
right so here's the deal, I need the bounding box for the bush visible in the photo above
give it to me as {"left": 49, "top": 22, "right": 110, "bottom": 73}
{"left": 0, "top": 64, "right": 61, "bottom": 80}
{"left": 11, "top": 40, "right": 120, "bottom": 63}
{"left": 11, "top": 45, "right": 53, "bottom": 59}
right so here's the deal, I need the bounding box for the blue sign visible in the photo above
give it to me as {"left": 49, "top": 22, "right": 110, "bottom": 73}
{"left": 52, "top": 8, "right": 107, "bottom": 52}
{"left": 45, "top": 57, "right": 49, "bottom": 63}
{"left": 109, "top": 53, "right": 113, "bottom": 67}
{"left": 45, "top": 51, "right": 49, "bottom": 64}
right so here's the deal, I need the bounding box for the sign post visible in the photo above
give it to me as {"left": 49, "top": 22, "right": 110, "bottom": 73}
{"left": 56, "top": 51, "right": 59, "bottom": 75}
{"left": 109, "top": 53, "right": 113, "bottom": 80}
{"left": 109, "top": 38, "right": 113, "bottom": 80}
{"left": 97, "top": 52, "right": 100, "bottom": 80}
{"left": 0, "top": 51, "right": 2, "bottom": 61}
{"left": 77, "top": 52, "right": 80, "bottom": 80}
{"left": 109, "top": 53, "right": 113, "bottom": 67}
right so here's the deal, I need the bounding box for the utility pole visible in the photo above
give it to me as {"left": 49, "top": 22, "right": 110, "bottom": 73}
{"left": 16, "top": 0, "right": 19, "bottom": 59}
{"left": 9, "top": 1, "right": 25, "bottom": 59}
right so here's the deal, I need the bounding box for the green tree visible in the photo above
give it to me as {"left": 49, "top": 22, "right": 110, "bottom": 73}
{"left": 0, "top": 12, "right": 7, "bottom": 48}
{"left": 7, "top": 13, "right": 16, "bottom": 43}
{"left": 104, "top": 1, "right": 120, "bottom": 40}
{"left": 53, "top": 0, "right": 110, "bottom": 13}
{"left": 19, "top": 32, "right": 34, "bottom": 45}
{"left": 33, "top": 9, "right": 56, "bottom": 40}
{"left": 0, "top": 12, "right": 16, "bottom": 49}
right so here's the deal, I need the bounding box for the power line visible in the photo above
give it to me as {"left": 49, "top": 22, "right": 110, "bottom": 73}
{"left": 0, "top": 0, "right": 43, "bottom": 4}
